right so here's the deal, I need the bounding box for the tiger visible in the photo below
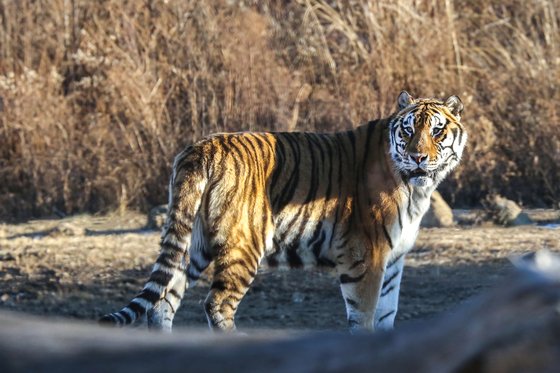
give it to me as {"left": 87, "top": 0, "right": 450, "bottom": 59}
{"left": 99, "top": 91, "right": 467, "bottom": 332}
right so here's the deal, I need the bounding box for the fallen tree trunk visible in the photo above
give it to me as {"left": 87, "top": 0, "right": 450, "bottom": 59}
{"left": 1, "top": 251, "right": 559, "bottom": 373}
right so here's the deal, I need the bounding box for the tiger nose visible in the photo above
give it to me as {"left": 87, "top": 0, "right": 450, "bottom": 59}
{"left": 410, "top": 153, "right": 428, "bottom": 165}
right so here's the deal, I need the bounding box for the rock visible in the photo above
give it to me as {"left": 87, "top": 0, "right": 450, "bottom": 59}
{"left": 46, "top": 222, "right": 85, "bottom": 237}
{"left": 146, "top": 205, "right": 168, "bottom": 230}
{"left": 485, "top": 194, "right": 533, "bottom": 226}
{"left": 291, "top": 292, "right": 305, "bottom": 303}
{"left": 421, "top": 191, "right": 454, "bottom": 228}
{"left": 0, "top": 251, "right": 15, "bottom": 261}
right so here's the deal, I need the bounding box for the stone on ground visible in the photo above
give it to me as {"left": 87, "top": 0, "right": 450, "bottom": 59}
{"left": 146, "top": 205, "right": 168, "bottom": 230}
{"left": 421, "top": 191, "right": 454, "bottom": 228}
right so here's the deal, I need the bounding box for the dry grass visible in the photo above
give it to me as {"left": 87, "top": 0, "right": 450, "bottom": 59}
{"left": 0, "top": 0, "right": 559, "bottom": 220}
{"left": 1, "top": 211, "right": 559, "bottom": 325}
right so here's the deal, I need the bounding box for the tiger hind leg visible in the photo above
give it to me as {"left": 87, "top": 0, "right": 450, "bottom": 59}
{"left": 147, "top": 217, "right": 211, "bottom": 331}
{"left": 146, "top": 257, "right": 188, "bottom": 332}
{"left": 203, "top": 240, "right": 263, "bottom": 332}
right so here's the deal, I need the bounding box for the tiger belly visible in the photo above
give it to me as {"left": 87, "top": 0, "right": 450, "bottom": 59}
{"left": 266, "top": 216, "right": 336, "bottom": 269}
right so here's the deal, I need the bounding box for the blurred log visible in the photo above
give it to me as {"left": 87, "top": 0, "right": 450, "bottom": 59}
{"left": 1, "top": 251, "right": 560, "bottom": 373}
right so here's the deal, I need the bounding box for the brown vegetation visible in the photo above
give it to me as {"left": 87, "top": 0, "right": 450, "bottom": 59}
{"left": 0, "top": 0, "right": 558, "bottom": 220}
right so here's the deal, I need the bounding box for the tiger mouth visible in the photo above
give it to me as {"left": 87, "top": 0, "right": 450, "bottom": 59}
{"left": 409, "top": 169, "right": 429, "bottom": 178}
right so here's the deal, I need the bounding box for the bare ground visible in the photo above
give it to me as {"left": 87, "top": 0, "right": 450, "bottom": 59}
{"left": 0, "top": 210, "right": 559, "bottom": 331}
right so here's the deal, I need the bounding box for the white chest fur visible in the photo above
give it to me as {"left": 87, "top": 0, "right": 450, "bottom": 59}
{"left": 387, "top": 186, "right": 432, "bottom": 262}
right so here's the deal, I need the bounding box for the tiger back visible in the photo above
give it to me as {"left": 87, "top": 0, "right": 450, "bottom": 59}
{"left": 99, "top": 91, "right": 467, "bottom": 332}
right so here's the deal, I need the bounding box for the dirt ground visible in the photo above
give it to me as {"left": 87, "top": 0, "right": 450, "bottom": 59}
{"left": 0, "top": 210, "right": 559, "bottom": 331}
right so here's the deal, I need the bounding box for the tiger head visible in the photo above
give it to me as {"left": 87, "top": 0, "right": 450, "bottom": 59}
{"left": 388, "top": 91, "right": 467, "bottom": 188}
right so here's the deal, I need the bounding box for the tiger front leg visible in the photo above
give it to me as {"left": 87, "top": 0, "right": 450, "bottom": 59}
{"left": 337, "top": 249, "right": 388, "bottom": 333}
{"left": 374, "top": 254, "right": 405, "bottom": 331}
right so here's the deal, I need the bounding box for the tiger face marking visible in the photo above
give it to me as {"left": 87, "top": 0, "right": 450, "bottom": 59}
{"left": 100, "top": 91, "right": 467, "bottom": 333}
{"left": 389, "top": 91, "right": 467, "bottom": 188}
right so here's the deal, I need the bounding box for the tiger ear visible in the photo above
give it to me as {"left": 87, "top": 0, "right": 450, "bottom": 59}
{"left": 445, "top": 95, "right": 464, "bottom": 119}
{"left": 397, "top": 91, "right": 414, "bottom": 110}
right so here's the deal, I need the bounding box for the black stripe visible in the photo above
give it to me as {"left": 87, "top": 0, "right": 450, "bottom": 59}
{"left": 161, "top": 239, "right": 184, "bottom": 254}
{"left": 168, "top": 289, "right": 182, "bottom": 299}
{"left": 114, "top": 313, "right": 126, "bottom": 324}
{"left": 128, "top": 301, "right": 145, "bottom": 318}
{"left": 349, "top": 259, "right": 365, "bottom": 270}
{"left": 266, "top": 255, "right": 279, "bottom": 267}
{"left": 311, "top": 134, "right": 329, "bottom": 197}
{"left": 382, "top": 223, "right": 393, "bottom": 249}
{"left": 304, "top": 133, "right": 319, "bottom": 203}
{"left": 323, "top": 136, "right": 334, "bottom": 200}
{"left": 278, "top": 204, "right": 309, "bottom": 244}
{"left": 239, "top": 274, "right": 253, "bottom": 289}
{"left": 221, "top": 302, "right": 237, "bottom": 312}
{"left": 287, "top": 242, "right": 303, "bottom": 267}
{"left": 347, "top": 130, "right": 356, "bottom": 163}
{"left": 317, "top": 257, "right": 336, "bottom": 267}
{"left": 227, "top": 257, "right": 256, "bottom": 272}
{"left": 270, "top": 136, "right": 286, "bottom": 186}
{"left": 220, "top": 137, "right": 243, "bottom": 180}
{"left": 225, "top": 292, "right": 243, "bottom": 303}
{"left": 120, "top": 310, "right": 132, "bottom": 323}
{"left": 189, "top": 256, "right": 207, "bottom": 273}
{"left": 383, "top": 271, "right": 400, "bottom": 288}
{"left": 172, "top": 147, "right": 195, "bottom": 170}
{"left": 340, "top": 272, "right": 366, "bottom": 284}
{"left": 387, "top": 253, "right": 405, "bottom": 268}
{"left": 254, "top": 133, "right": 272, "bottom": 154}
{"left": 381, "top": 285, "right": 395, "bottom": 297}
{"left": 149, "top": 270, "right": 174, "bottom": 286}
{"left": 156, "top": 252, "right": 180, "bottom": 267}
{"left": 378, "top": 310, "right": 395, "bottom": 323}
{"left": 312, "top": 230, "right": 326, "bottom": 258}
{"left": 348, "top": 317, "right": 360, "bottom": 328}
{"left": 335, "top": 236, "right": 349, "bottom": 250}
{"left": 345, "top": 297, "right": 359, "bottom": 308}
{"left": 99, "top": 314, "right": 118, "bottom": 325}
{"left": 138, "top": 289, "right": 161, "bottom": 304}
{"left": 310, "top": 223, "right": 327, "bottom": 259}
{"left": 211, "top": 280, "right": 228, "bottom": 291}
{"left": 275, "top": 134, "right": 301, "bottom": 209}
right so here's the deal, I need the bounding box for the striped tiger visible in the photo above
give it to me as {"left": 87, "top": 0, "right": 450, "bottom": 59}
{"left": 100, "top": 91, "right": 467, "bottom": 332}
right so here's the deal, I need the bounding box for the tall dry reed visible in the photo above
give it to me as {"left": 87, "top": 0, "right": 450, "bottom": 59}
{"left": 0, "top": 0, "right": 558, "bottom": 220}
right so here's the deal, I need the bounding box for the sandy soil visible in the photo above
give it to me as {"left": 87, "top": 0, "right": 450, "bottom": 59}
{"left": 0, "top": 210, "right": 559, "bottom": 331}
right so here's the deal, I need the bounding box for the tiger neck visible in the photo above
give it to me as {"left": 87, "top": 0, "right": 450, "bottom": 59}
{"left": 357, "top": 120, "right": 435, "bottom": 237}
